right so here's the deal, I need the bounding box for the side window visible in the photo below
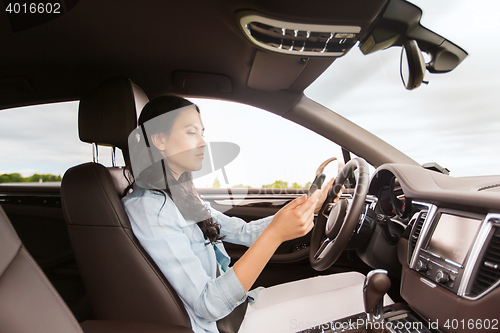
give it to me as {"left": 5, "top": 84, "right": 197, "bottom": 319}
{"left": 188, "top": 98, "right": 344, "bottom": 189}
{"left": 0, "top": 99, "right": 344, "bottom": 188}
{"left": 0, "top": 101, "right": 123, "bottom": 184}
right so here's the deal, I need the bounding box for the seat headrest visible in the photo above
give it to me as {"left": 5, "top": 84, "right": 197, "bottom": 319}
{"left": 78, "top": 78, "right": 149, "bottom": 151}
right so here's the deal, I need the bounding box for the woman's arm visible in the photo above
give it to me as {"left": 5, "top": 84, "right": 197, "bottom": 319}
{"left": 208, "top": 205, "right": 273, "bottom": 247}
{"left": 208, "top": 177, "right": 336, "bottom": 247}
{"left": 123, "top": 191, "right": 246, "bottom": 321}
{"left": 233, "top": 190, "right": 321, "bottom": 291}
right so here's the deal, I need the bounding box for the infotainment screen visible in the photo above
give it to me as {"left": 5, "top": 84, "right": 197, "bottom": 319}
{"left": 425, "top": 213, "right": 482, "bottom": 265}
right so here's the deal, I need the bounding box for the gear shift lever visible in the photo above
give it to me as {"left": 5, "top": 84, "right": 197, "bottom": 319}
{"left": 363, "top": 269, "right": 391, "bottom": 325}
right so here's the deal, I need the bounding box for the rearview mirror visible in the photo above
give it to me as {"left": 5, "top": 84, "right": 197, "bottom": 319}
{"left": 400, "top": 40, "right": 426, "bottom": 90}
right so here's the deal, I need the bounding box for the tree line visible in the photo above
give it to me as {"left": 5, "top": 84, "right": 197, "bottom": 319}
{"left": 0, "top": 173, "right": 62, "bottom": 183}
{"left": 212, "top": 178, "right": 311, "bottom": 189}
{"left": 1, "top": 173, "right": 309, "bottom": 188}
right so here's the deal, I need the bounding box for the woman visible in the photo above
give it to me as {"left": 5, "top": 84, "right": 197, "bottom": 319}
{"left": 122, "top": 96, "right": 340, "bottom": 333}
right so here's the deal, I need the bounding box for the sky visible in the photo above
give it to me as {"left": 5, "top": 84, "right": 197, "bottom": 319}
{"left": 0, "top": 0, "right": 498, "bottom": 186}
{"left": 305, "top": 0, "right": 500, "bottom": 177}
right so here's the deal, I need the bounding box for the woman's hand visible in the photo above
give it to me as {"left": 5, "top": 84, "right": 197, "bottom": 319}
{"left": 233, "top": 191, "right": 321, "bottom": 291}
{"left": 266, "top": 191, "right": 320, "bottom": 244}
{"left": 313, "top": 177, "right": 342, "bottom": 214}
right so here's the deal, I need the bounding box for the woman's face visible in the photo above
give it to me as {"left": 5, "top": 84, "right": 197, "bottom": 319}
{"left": 151, "top": 106, "right": 206, "bottom": 178}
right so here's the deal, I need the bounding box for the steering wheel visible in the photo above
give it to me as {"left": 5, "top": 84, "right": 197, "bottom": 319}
{"left": 309, "top": 157, "right": 370, "bottom": 271}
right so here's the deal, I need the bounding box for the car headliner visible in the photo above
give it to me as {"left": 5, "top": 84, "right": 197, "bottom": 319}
{"left": 0, "top": 0, "right": 389, "bottom": 113}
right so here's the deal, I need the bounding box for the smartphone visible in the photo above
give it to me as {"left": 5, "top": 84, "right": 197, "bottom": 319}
{"left": 307, "top": 173, "right": 326, "bottom": 198}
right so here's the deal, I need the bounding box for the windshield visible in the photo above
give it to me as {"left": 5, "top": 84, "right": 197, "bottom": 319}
{"left": 305, "top": 0, "right": 500, "bottom": 177}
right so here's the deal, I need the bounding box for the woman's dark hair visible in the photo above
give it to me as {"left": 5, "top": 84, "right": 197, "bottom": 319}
{"left": 126, "top": 95, "right": 223, "bottom": 244}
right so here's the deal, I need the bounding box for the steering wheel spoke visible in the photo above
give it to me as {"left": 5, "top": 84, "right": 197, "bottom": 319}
{"left": 313, "top": 238, "right": 335, "bottom": 260}
{"left": 321, "top": 203, "right": 335, "bottom": 218}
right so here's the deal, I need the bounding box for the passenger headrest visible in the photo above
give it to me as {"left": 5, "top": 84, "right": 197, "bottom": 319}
{"left": 78, "top": 78, "right": 149, "bottom": 152}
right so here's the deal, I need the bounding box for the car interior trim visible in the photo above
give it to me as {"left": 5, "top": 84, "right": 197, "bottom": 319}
{"left": 357, "top": 196, "right": 377, "bottom": 234}
{"left": 461, "top": 213, "right": 500, "bottom": 300}
{"left": 213, "top": 199, "right": 290, "bottom": 206}
{"left": 201, "top": 193, "right": 300, "bottom": 200}
{"left": 408, "top": 203, "right": 437, "bottom": 269}
{"left": 419, "top": 277, "right": 436, "bottom": 289}
{"left": 92, "top": 142, "right": 99, "bottom": 164}
{"left": 408, "top": 207, "right": 500, "bottom": 300}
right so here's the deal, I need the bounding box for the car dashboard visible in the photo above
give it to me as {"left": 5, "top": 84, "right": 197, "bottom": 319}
{"left": 366, "top": 163, "right": 500, "bottom": 332}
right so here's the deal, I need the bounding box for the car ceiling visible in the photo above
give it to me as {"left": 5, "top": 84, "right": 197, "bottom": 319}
{"left": 0, "top": 0, "right": 389, "bottom": 114}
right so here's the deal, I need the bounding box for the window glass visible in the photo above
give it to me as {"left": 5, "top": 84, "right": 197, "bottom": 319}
{"left": 0, "top": 99, "right": 343, "bottom": 188}
{"left": 305, "top": 0, "right": 500, "bottom": 177}
{"left": 188, "top": 98, "right": 344, "bottom": 189}
{"left": 0, "top": 101, "right": 123, "bottom": 183}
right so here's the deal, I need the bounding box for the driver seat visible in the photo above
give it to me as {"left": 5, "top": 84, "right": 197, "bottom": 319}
{"left": 61, "top": 78, "right": 191, "bottom": 329}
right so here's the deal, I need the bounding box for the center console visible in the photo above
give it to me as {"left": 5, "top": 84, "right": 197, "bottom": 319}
{"left": 295, "top": 204, "right": 500, "bottom": 333}
{"left": 297, "top": 270, "right": 433, "bottom": 333}
{"left": 401, "top": 204, "right": 500, "bottom": 332}
{"left": 410, "top": 207, "right": 483, "bottom": 293}
{"left": 407, "top": 204, "right": 500, "bottom": 299}
{"left": 296, "top": 304, "right": 432, "bottom": 333}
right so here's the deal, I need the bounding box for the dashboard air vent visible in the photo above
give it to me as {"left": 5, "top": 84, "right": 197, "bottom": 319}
{"left": 469, "top": 227, "right": 500, "bottom": 297}
{"left": 409, "top": 211, "right": 427, "bottom": 258}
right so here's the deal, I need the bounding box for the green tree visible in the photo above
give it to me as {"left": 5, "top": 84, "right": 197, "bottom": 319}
{"left": 28, "top": 174, "right": 40, "bottom": 182}
{"left": 232, "top": 184, "right": 251, "bottom": 188}
{"left": 262, "top": 180, "right": 288, "bottom": 189}
{"left": 28, "top": 174, "right": 62, "bottom": 182}
{"left": 0, "top": 173, "right": 62, "bottom": 183}
{"left": 212, "top": 177, "right": 220, "bottom": 188}
{"left": 0, "top": 173, "right": 24, "bottom": 183}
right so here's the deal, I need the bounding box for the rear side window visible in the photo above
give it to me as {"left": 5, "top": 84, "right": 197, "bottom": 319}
{"left": 0, "top": 101, "right": 122, "bottom": 183}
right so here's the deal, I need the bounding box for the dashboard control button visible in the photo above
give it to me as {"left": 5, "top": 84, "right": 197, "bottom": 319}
{"left": 435, "top": 270, "right": 450, "bottom": 284}
{"left": 416, "top": 260, "right": 428, "bottom": 272}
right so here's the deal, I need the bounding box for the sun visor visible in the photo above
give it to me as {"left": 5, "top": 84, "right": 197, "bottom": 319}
{"left": 247, "top": 51, "right": 308, "bottom": 91}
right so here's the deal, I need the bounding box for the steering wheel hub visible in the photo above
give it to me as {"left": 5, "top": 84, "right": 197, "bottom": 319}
{"left": 325, "top": 199, "right": 348, "bottom": 239}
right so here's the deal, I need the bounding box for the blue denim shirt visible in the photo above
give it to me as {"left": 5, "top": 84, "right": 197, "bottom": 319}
{"left": 122, "top": 184, "right": 274, "bottom": 333}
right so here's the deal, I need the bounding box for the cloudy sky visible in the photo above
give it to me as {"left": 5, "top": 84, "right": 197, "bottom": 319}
{"left": 306, "top": 0, "right": 500, "bottom": 177}
{"left": 0, "top": 0, "right": 498, "bottom": 187}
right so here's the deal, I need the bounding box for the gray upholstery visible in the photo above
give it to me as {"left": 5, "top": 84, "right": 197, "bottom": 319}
{"left": 0, "top": 206, "right": 84, "bottom": 333}
{"left": 0, "top": 203, "right": 193, "bottom": 333}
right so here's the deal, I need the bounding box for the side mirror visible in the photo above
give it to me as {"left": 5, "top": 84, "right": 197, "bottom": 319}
{"left": 400, "top": 40, "right": 426, "bottom": 90}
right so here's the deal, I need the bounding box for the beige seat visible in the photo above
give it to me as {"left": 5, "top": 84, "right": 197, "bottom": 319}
{"left": 61, "top": 78, "right": 191, "bottom": 329}
{"left": 0, "top": 205, "right": 84, "bottom": 333}
{"left": 0, "top": 204, "right": 191, "bottom": 333}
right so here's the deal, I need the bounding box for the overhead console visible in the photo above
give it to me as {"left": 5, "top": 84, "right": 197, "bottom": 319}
{"left": 238, "top": 13, "right": 361, "bottom": 57}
